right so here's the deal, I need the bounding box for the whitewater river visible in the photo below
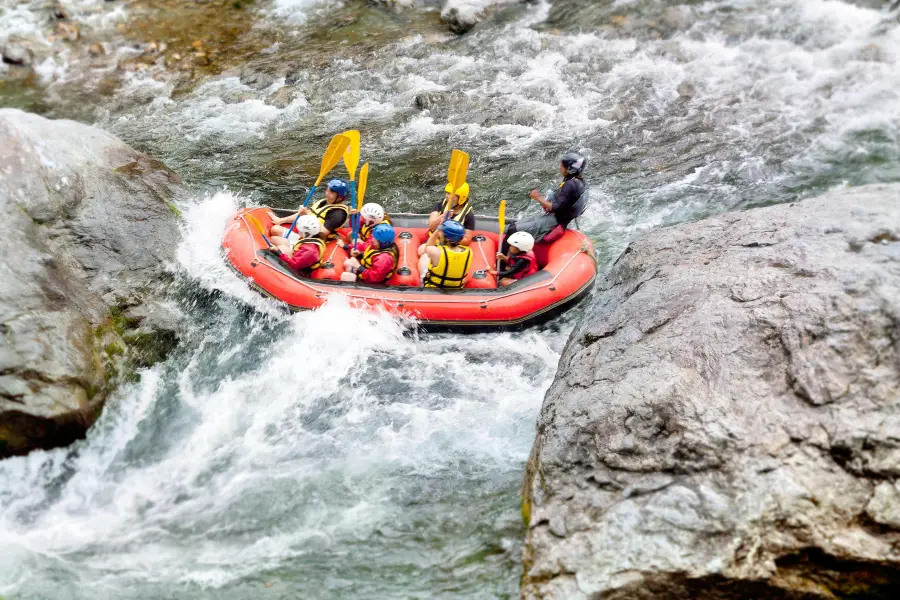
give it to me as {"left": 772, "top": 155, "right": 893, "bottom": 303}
{"left": 1, "top": 0, "right": 899, "bottom": 598}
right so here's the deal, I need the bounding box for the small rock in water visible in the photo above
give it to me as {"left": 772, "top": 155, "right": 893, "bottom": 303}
{"left": 677, "top": 81, "right": 696, "bottom": 99}
{"left": 265, "top": 86, "right": 296, "bottom": 109}
{"left": 52, "top": 3, "right": 70, "bottom": 20}
{"left": 259, "top": 42, "right": 280, "bottom": 56}
{"left": 240, "top": 68, "right": 276, "bottom": 90}
{"left": 414, "top": 91, "right": 446, "bottom": 110}
{"left": 55, "top": 21, "right": 80, "bottom": 42}
{"left": 1, "top": 42, "right": 34, "bottom": 66}
{"left": 88, "top": 43, "right": 105, "bottom": 57}
{"left": 441, "top": 5, "right": 482, "bottom": 35}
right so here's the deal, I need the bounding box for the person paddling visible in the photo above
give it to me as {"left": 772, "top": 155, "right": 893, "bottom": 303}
{"left": 267, "top": 215, "right": 325, "bottom": 276}
{"left": 419, "top": 220, "right": 472, "bottom": 289}
{"left": 501, "top": 152, "right": 587, "bottom": 253}
{"left": 341, "top": 223, "right": 398, "bottom": 284}
{"left": 425, "top": 182, "right": 475, "bottom": 246}
{"left": 489, "top": 231, "right": 538, "bottom": 286}
{"left": 269, "top": 179, "right": 351, "bottom": 242}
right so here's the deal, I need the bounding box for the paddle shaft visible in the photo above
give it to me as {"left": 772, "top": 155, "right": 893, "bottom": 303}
{"left": 283, "top": 185, "right": 318, "bottom": 238}
{"left": 496, "top": 200, "right": 506, "bottom": 287}
{"left": 349, "top": 182, "right": 360, "bottom": 247}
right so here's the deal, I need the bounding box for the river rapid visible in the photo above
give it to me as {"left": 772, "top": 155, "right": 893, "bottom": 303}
{"left": 1, "top": 0, "right": 899, "bottom": 598}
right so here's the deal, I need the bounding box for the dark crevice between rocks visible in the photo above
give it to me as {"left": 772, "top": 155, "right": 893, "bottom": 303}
{"left": 0, "top": 401, "right": 100, "bottom": 459}
{"left": 580, "top": 325, "right": 621, "bottom": 348}
{"left": 828, "top": 438, "right": 900, "bottom": 481}
{"left": 588, "top": 556, "right": 900, "bottom": 600}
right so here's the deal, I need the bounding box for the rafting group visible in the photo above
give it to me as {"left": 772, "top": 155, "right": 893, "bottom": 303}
{"left": 252, "top": 131, "right": 588, "bottom": 290}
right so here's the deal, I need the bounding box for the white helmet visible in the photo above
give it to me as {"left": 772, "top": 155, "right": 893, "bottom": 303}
{"left": 360, "top": 202, "right": 384, "bottom": 225}
{"left": 507, "top": 231, "right": 535, "bottom": 252}
{"left": 297, "top": 215, "right": 321, "bottom": 238}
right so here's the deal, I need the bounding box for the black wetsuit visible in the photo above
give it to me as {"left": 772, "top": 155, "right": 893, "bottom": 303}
{"left": 503, "top": 175, "right": 585, "bottom": 253}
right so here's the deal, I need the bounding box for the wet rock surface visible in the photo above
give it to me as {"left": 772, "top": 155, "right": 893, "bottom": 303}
{"left": 522, "top": 184, "right": 900, "bottom": 599}
{"left": 0, "top": 109, "right": 183, "bottom": 458}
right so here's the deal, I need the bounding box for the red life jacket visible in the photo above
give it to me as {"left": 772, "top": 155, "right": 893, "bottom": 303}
{"left": 512, "top": 251, "right": 538, "bottom": 280}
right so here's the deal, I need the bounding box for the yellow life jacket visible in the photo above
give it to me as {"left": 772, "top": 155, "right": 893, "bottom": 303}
{"left": 360, "top": 214, "right": 393, "bottom": 241}
{"left": 424, "top": 245, "right": 472, "bottom": 289}
{"left": 428, "top": 198, "right": 473, "bottom": 235}
{"left": 309, "top": 198, "right": 349, "bottom": 238}
{"left": 360, "top": 245, "right": 399, "bottom": 281}
{"left": 291, "top": 237, "right": 326, "bottom": 272}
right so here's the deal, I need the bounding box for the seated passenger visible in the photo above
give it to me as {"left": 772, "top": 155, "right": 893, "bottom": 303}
{"left": 501, "top": 152, "right": 586, "bottom": 253}
{"left": 341, "top": 224, "right": 398, "bottom": 285}
{"left": 269, "top": 179, "right": 350, "bottom": 242}
{"left": 419, "top": 220, "right": 472, "bottom": 289}
{"left": 357, "top": 202, "right": 392, "bottom": 243}
{"left": 423, "top": 182, "right": 475, "bottom": 249}
{"left": 345, "top": 202, "right": 392, "bottom": 250}
{"left": 489, "top": 231, "right": 538, "bottom": 286}
{"left": 266, "top": 215, "right": 325, "bottom": 276}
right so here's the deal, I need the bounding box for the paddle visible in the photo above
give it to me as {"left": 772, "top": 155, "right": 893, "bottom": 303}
{"left": 284, "top": 133, "right": 351, "bottom": 238}
{"left": 440, "top": 149, "right": 470, "bottom": 224}
{"left": 342, "top": 130, "right": 360, "bottom": 182}
{"left": 351, "top": 162, "right": 369, "bottom": 247}
{"left": 341, "top": 130, "right": 362, "bottom": 247}
{"left": 447, "top": 149, "right": 463, "bottom": 187}
{"left": 495, "top": 199, "right": 506, "bottom": 287}
{"left": 247, "top": 214, "right": 274, "bottom": 248}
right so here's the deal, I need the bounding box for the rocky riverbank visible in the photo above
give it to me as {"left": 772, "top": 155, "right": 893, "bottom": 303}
{"left": 522, "top": 184, "right": 900, "bottom": 598}
{"left": 0, "top": 109, "right": 183, "bottom": 458}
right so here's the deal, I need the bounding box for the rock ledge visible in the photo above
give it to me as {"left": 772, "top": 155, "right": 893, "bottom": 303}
{"left": 0, "top": 109, "right": 183, "bottom": 458}
{"left": 522, "top": 184, "right": 900, "bottom": 599}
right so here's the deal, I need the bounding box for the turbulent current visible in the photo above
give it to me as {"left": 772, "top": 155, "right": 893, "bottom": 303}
{"left": 1, "top": 0, "right": 899, "bottom": 598}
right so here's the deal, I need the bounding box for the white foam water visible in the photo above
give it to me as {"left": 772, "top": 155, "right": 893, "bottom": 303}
{"left": 2, "top": 0, "right": 900, "bottom": 597}
{"left": 0, "top": 192, "right": 563, "bottom": 598}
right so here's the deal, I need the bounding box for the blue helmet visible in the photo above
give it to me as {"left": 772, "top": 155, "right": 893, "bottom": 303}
{"left": 441, "top": 220, "right": 466, "bottom": 243}
{"left": 327, "top": 179, "right": 349, "bottom": 199}
{"left": 372, "top": 223, "right": 395, "bottom": 246}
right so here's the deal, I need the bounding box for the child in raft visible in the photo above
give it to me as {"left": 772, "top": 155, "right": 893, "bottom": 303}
{"left": 489, "top": 231, "right": 538, "bottom": 286}
{"left": 340, "top": 223, "right": 399, "bottom": 285}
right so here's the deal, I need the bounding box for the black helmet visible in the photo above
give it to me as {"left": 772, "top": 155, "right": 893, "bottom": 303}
{"left": 560, "top": 152, "right": 585, "bottom": 176}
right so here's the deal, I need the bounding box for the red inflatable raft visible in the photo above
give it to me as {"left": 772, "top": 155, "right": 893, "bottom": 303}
{"left": 221, "top": 207, "right": 596, "bottom": 330}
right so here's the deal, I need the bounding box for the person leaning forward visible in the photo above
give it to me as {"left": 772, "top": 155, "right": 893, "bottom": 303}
{"left": 269, "top": 178, "right": 351, "bottom": 242}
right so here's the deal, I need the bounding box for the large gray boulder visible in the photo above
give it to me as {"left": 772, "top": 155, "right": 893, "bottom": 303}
{"left": 0, "top": 109, "right": 183, "bottom": 458}
{"left": 522, "top": 184, "right": 900, "bottom": 598}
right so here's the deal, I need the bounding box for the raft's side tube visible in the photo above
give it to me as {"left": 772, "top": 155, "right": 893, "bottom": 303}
{"left": 465, "top": 234, "right": 498, "bottom": 289}
{"left": 389, "top": 229, "right": 420, "bottom": 287}
{"left": 310, "top": 239, "right": 349, "bottom": 281}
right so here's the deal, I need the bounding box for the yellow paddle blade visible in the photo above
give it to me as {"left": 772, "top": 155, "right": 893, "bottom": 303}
{"left": 451, "top": 150, "right": 469, "bottom": 191}
{"left": 314, "top": 134, "right": 352, "bottom": 186}
{"left": 497, "top": 199, "right": 506, "bottom": 237}
{"left": 341, "top": 129, "right": 361, "bottom": 182}
{"left": 447, "top": 149, "right": 462, "bottom": 184}
{"left": 246, "top": 214, "right": 268, "bottom": 242}
{"left": 357, "top": 162, "right": 369, "bottom": 209}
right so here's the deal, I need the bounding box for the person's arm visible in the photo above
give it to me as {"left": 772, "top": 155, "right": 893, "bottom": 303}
{"left": 459, "top": 212, "right": 476, "bottom": 246}
{"left": 425, "top": 228, "right": 443, "bottom": 248}
{"left": 277, "top": 244, "right": 317, "bottom": 272}
{"left": 427, "top": 199, "right": 446, "bottom": 231}
{"left": 550, "top": 180, "right": 580, "bottom": 214}
{"left": 425, "top": 245, "right": 441, "bottom": 265}
{"left": 497, "top": 255, "right": 528, "bottom": 279}
{"left": 529, "top": 189, "right": 553, "bottom": 212}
